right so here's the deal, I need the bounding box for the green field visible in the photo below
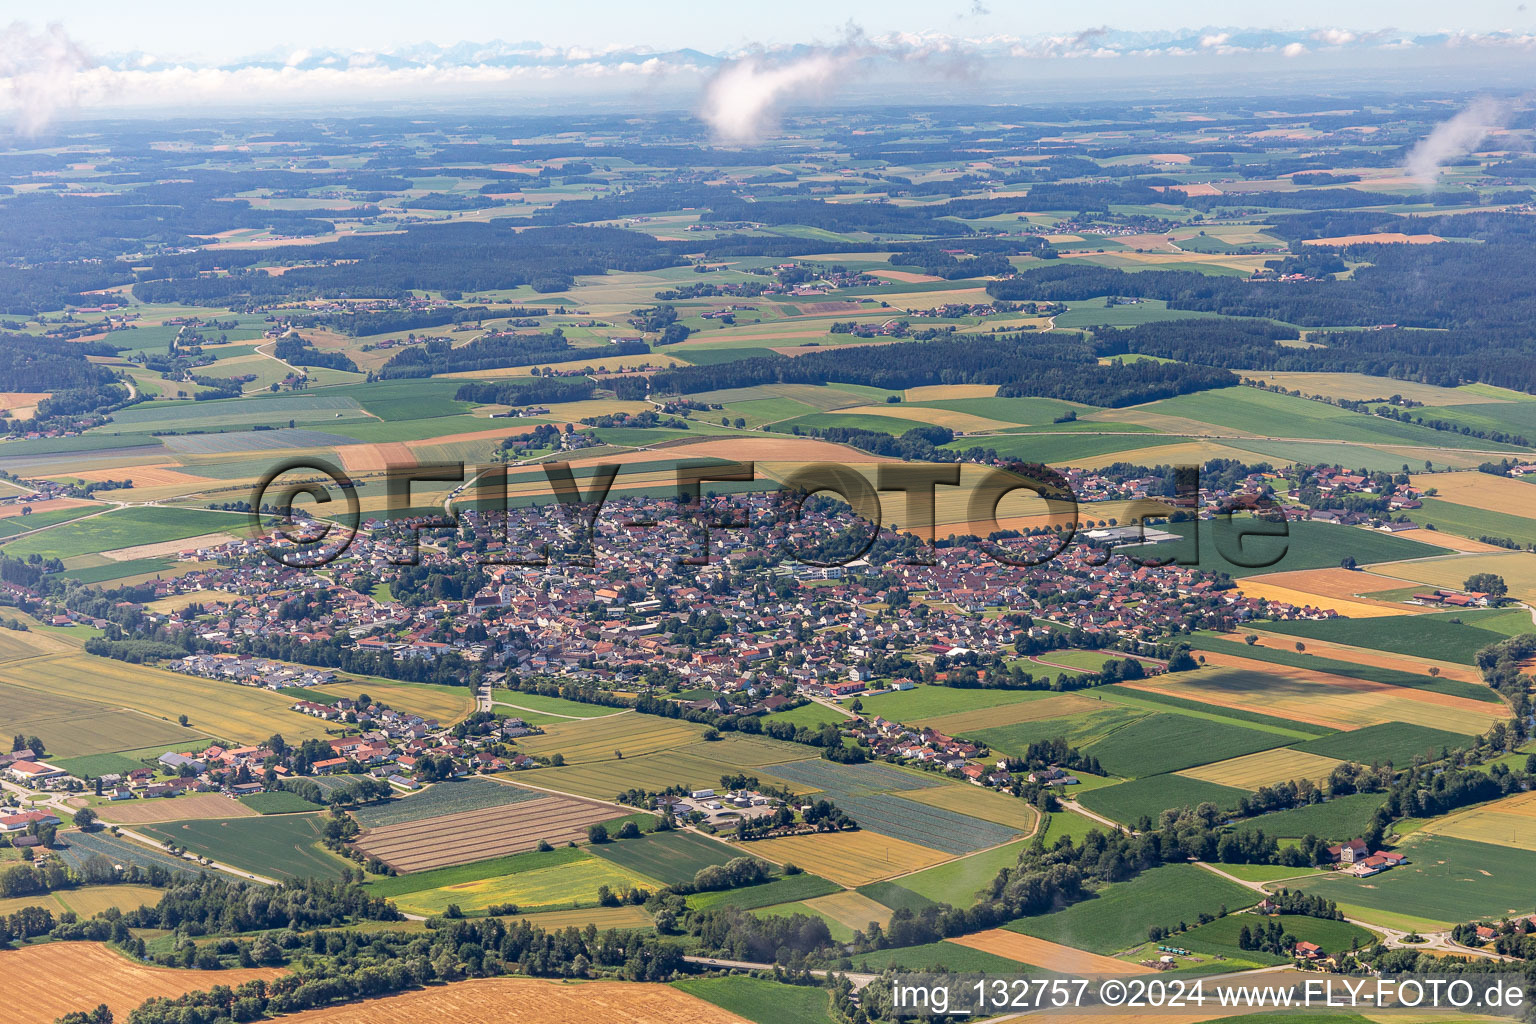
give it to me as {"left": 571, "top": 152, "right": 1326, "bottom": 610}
{"left": 239, "top": 791, "right": 324, "bottom": 814}
{"left": 136, "top": 813, "right": 344, "bottom": 880}
{"left": 60, "top": 557, "right": 178, "bottom": 584}
{"left": 349, "top": 778, "right": 544, "bottom": 828}
{"left": 1256, "top": 610, "right": 1516, "bottom": 664}
{"left": 0, "top": 505, "right": 99, "bottom": 538}
{"left": 588, "top": 830, "right": 743, "bottom": 886}
{"left": 856, "top": 684, "right": 1053, "bottom": 722}
{"left": 1417, "top": 498, "right": 1536, "bottom": 547}
{"left": 1178, "top": 913, "right": 1375, "bottom": 964}
{"left": 856, "top": 880, "right": 941, "bottom": 915}
{"left": 389, "top": 851, "right": 662, "bottom": 915}
{"left": 1294, "top": 722, "right": 1478, "bottom": 764}
{"left": 1007, "top": 864, "right": 1258, "bottom": 954}
{"left": 1231, "top": 793, "right": 1388, "bottom": 842}
{"left": 964, "top": 704, "right": 1148, "bottom": 757}
{"left": 1082, "top": 713, "right": 1291, "bottom": 777}
{"left": 1183, "top": 635, "right": 1500, "bottom": 703}
{"left": 672, "top": 977, "right": 837, "bottom": 1024}
{"left": 1284, "top": 835, "right": 1536, "bottom": 924}
{"left": 763, "top": 702, "right": 852, "bottom": 731}
{"left": 2, "top": 506, "right": 241, "bottom": 560}
{"left": 1095, "top": 684, "right": 1337, "bottom": 736}
{"left": 1078, "top": 775, "right": 1250, "bottom": 825}
{"left": 1116, "top": 519, "right": 1448, "bottom": 579}
{"left": 686, "top": 872, "right": 842, "bottom": 911}
{"left": 51, "top": 752, "right": 153, "bottom": 777}
{"left": 848, "top": 938, "right": 1044, "bottom": 974}
{"left": 363, "top": 846, "right": 585, "bottom": 900}
{"left": 896, "top": 839, "right": 1033, "bottom": 906}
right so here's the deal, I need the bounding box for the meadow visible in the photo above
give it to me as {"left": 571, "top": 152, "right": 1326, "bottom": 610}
{"left": 685, "top": 871, "right": 842, "bottom": 911}
{"left": 1178, "top": 913, "right": 1375, "bottom": 963}
{"left": 136, "top": 813, "right": 344, "bottom": 880}
{"left": 895, "top": 839, "right": 1034, "bottom": 906}
{"left": 588, "top": 830, "right": 744, "bottom": 886}
{"left": 1285, "top": 835, "right": 1536, "bottom": 924}
{"left": 1006, "top": 864, "right": 1258, "bottom": 954}
{"left": 239, "top": 791, "right": 324, "bottom": 814}
{"left": 1, "top": 506, "right": 240, "bottom": 560}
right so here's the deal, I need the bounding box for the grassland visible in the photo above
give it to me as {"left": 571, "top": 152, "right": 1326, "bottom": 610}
{"left": 1231, "top": 793, "right": 1390, "bottom": 842}
{"left": 136, "top": 813, "right": 344, "bottom": 880}
{"left": 1285, "top": 835, "right": 1536, "bottom": 923}
{"left": 895, "top": 839, "right": 1034, "bottom": 906}
{"left": 855, "top": 684, "right": 1056, "bottom": 722}
{"left": 588, "top": 830, "right": 744, "bottom": 886}
{"left": 686, "top": 871, "right": 843, "bottom": 911}
{"left": 849, "top": 938, "right": 1044, "bottom": 973}
{"left": 1082, "top": 713, "right": 1292, "bottom": 777}
{"left": 1078, "top": 775, "right": 1251, "bottom": 825}
{"left": 1, "top": 506, "right": 239, "bottom": 560}
{"left": 239, "top": 791, "right": 324, "bottom": 814}
{"left": 1008, "top": 864, "right": 1258, "bottom": 954}
{"left": 672, "top": 977, "right": 837, "bottom": 1024}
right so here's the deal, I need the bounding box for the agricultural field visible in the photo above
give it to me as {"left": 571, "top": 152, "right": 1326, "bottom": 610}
{"left": 54, "top": 828, "right": 207, "bottom": 878}
{"left": 0, "top": 506, "right": 241, "bottom": 561}
{"left": 686, "top": 871, "right": 842, "bottom": 911}
{"left": 1177, "top": 748, "right": 1347, "bottom": 791}
{"left": 351, "top": 793, "right": 619, "bottom": 872}
{"left": 387, "top": 850, "right": 660, "bottom": 915}
{"left": 853, "top": 683, "right": 1058, "bottom": 723}
{"left": 587, "top": 829, "right": 744, "bottom": 886}
{"left": 672, "top": 977, "right": 838, "bottom": 1024}
{"left": 513, "top": 714, "right": 705, "bottom": 763}
{"left": 895, "top": 839, "right": 1035, "bottom": 906}
{"left": 732, "top": 829, "right": 951, "bottom": 886}
{"left": 240, "top": 791, "right": 325, "bottom": 814}
{"left": 308, "top": 678, "right": 475, "bottom": 724}
{"left": 1285, "top": 835, "right": 1536, "bottom": 924}
{"left": 1418, "top": 790, "right": 1536, "bottom": 850}
{"left": 136, "top": 813, "right": 344, "bottom": 880}
{"left": 1006, "top": 864, "right": 1259, "bottom": 955}
{"left": 1178, "top": 913, "right": 1375, "bottom": 964}
{"left": 1115, "top": 519, "right": 1449, "bottom": 579}
{"left": 1294, "top": 722, "right": 1479, "bottom": 764}
{"left": 0, "top": 943, "right": 281, "bottom": 1024}
{"left": 1077, "top": 775, "right": 1251, "bottom": 826}
{"left": 97, "top": 793, "right": 258, "bottom": 824}
{"left": 1255, "top": 607, "right": 1528, "bottom": 665}
{"left": 1231, "top": 793, "right": 1390, "bottom": 842}
{"left": 1081, "top": 713, "right": 1292, "bottom": 777}
{"left": 849, "top": 938, "right": 1044, "bottom": 974}
{"left": 349, "top": 778, "right": 545, "bottom": 829}
{"left": 893, "top": 783, "right": 1039, "bottom": 831}
{"left": 947, "top": 929, "right": 1155, "bottom": 974}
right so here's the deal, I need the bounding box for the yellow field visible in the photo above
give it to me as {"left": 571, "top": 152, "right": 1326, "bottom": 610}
{"left": 894, "top": 784, "right": 1040, "bottom": 831}
{"left": 1411, "top": 472, "right": 1536, "bottom": 517}
{"left": 836, "top": 404, "right": 1016, "bottom": 433}
{"left": 445, "top": 352, "right": 687, "bottom": 376}
{"left": 1124, "top": 657, "right": 1508, "bottom": 735}
{"left": 1234, "top": 579, "right": 1407, "bottom": 618}
{"left": 805, "top": 890, "right": 892, "bottom": 931}
{"left": 0, "top": 942, "right": 282, "bottom": 1024}
{"left": 1231, "top": 632, "right": 1484, "bottom": 684}
{"left": 526, "top": 750, "right": 822, "bottom": 802}
{"left": 1178, "top": 748, "right": 1348, "bottom": 791}
{"left": 1419, "top": 790, "right": 1536, "bottom": 850}
{"left": 98, "top": 793, "right": 258, "bottom": 824}
{"left": 146, "top": 590, "right": 243, "bottom": 613}
{"left": 920, "top": 692, "right": 1105, "bottom": 735}
{"left": 276, "top": 977, "right": 751, "bottom": 1024}
{"left": 513, "top": 714, "right": 704, "bottom": 763}
{"left": 1069, "top": 441, "right": 1278, "bottom": 472}
{"left": 732, "top": 829, "right": 951, "bottom": 885}
{"left": 905, "top": 384, "right": 998, "bottom": 401}
{"left": 391, "top": 856, "right": 660, "bottom": 915}
{"left": 56, "top": 884, "right": 167, "bottom": 917}
{"left": 1370, "top": 552, "right": 1536, "bottom": 604}
{"left": 309, "top": 679, "right": 475, "bottom": 724}
{"left": 506, "top": 904, "right": 653, "bottom": 930}
{"left": 1249, "top": 374, "right": 1495, "bottom": 406}
{"left": 948, "top": 930, "right": 1155, "bottom": 974}
{"left": 0, "top": 653, "right": 331, "bottom": 745}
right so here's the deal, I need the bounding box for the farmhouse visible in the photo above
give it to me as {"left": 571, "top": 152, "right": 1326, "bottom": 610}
{"left": 1327, "top": 838, "right": 1369, "bottom": 864}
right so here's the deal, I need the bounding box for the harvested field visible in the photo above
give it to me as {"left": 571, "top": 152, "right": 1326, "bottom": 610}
{"left": 804, "top": 891, "right": 892, "bottom": 931}
{"left": 514, "top": 715, "right": 703, "bottom": 763}
{"left": 1246, "top": 373, "right": 1494, "bottom": 406}
{"left": 1300, "top": 232, "right": 1445, "bottom": 245}
{"left": 0, "top": 942, "right": 280, "bottom": 1024}
{"left": 101, "top": 532, "right": 240, "bottom": 561}
{"left": 1216, "top": 631, "right": 1483, "bottom": 684}
{"left": 0, "top": 391, "right": 50, "bottom": 419}
{"left": 733, "top": 830, "right": 950, "bottom": 886}
{"left": 0, "top": 496, "right": 93, "bottom": 520}
{"left": 339, "top": 442, "right": 416, "bottom": 473}
{"left": 1129, "top": 654, "right": 1509, "bottom": 734}
{"left": 869, "top": 269, "right": 944, "bottom": 283}
{"left": 921, "top": 692, "right": 1105, "bottom": 735}
{"left": 892, "top": 784, "right": 1039, "bottom": 831}
{"left": 97, "top": 793, "right": 257, "bottom": 824}
{"left": 904, "top": 384, "right": 999, "bottom": 401}
{"left": 1232, "top": 578, "right": 1407, "bottom": 617}
{"left": 1241, "top": 567, "right": 1431, "bottom": 608}
{"left": 1419, "top": 790, "right": 1536, "bottom": 851}
{"left": 1410, "top": 471, "right": 1536, "bottom": 517}
{"left": 1177, "top": 748, "right": 1347, "bottom": 791}
{"left": 67, "top": 463, "right": 205, "bottom": 489}
{"left": 947, "top": 930, "right": 1153, "bottom": 974}
{"left": 275, "top": 977, "right": 752, "bottom": 1024}
{"left": 351, "top": 794, "right": 618, "bottom": 872}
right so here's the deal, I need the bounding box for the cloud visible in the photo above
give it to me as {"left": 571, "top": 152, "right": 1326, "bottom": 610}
{"left": 1404, "top": 96, "right": 1510, "bottom": 186}
{"left": 1283, "top": 42, "right": 1308, "bottom": 57}
{"left": 700, "top": 52, "right": 844, "bottom": 142}
{"left": 0, "top": 21, "right": 91, "bottom": 136}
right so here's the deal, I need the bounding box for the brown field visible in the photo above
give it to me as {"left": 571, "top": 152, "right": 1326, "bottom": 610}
{"left": 1161, "top": 183, "right": 1222, "bottom": 196}
{"left": 904, "top": 384, "right": 999, "bottom": 401}
{"left": 57, "top": 884, "right": 167, "bottom": 917}
{"left": 894, "top": 784, "right": 1040, "bottom": 832}
{"left": 0, "top": 391, "right": 51, "bottom": 419}
{"left": 733, "top": 829, "right": 951, "bottom": 885}
{"left": 146, "top": 589, "right": 242, "bottom": 613}
{"left": 1398, "top": 531, "right": 1506, "bottom": 553}
{"left": 0, "top": 496, "right": 94, "bottom": 520}
{"left": 1234, "top": 577, "right": 1415, "bottom": 619}
{"left": 1245, "top": 373, "right": 1494, "bottom": 406}
{"left": 1300, "top": 233, "right": 1445, "bottom": 246}
{"left": 1410, "top": 471, "right": 1536, "bottom": 517}
{"left": 0, "top": 942, "right": 281, "bottom": 1024}
{"left": 947, "top": 930, "right": 1154, "bottom": 974}
{"left": 97, "top": 793, "right": 258, "bottom": 824}
{"left": 1124, "top": 653, "right": 1507, "bottom": 734}
{"left": 1224, "top": 631, "right": 1484, "bottom": 685}
{"left": 506, "top": 904, "right": 654, "bottom": 931}
{"left": 1419, "top": 790, "right": 1536, "bottom": 850}
{"left": 66, "top": 464, "right": 205, "bottom": 489}
{"left": 351, "top": 794, "right": 618, "bottom": 872}
{"left": 805, "top": 890, "right": 893, "bottom": 931}
{"left": 920, "top": 692, "right": 1105, "bottom": 735}
{"left": 1178, "top": 748, "right": 1348, "bottom": 791}
{"left": 277, "top": 977, "right": 751, "bottom": 1024}
{"left": 1245, "top": 567, "right": 1431, "bottom": 606}
{"left": 868, "top": 269, "right": 944, "bottom": 284}
{"left": 102, "top": 532, "right": 240, "bottom": 561}
{"left": 339, "top": 442, "right": 416, "bottom": 473}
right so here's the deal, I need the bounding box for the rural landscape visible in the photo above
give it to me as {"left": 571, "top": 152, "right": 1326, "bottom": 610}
{"left": 5, "top": 7, "right": 1536, "bottom": 1024}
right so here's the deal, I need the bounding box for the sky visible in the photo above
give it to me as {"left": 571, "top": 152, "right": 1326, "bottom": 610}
{"left": 10, "top": 1, "right": 1536, "bottom": 62}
